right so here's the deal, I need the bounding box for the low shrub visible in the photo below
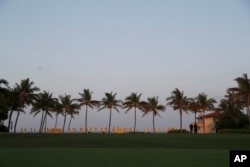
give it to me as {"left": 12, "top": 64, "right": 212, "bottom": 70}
{"left": 219, "top": 129, "right": 250, "bottom": 134}
{"left": 168, "top": 129, "right": 189, "bottom": 133}
{"left": 0, "top": 125, "right": 9, "bottom": 132}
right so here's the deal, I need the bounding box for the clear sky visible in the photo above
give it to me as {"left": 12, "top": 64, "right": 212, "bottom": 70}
{"left": 1, "top": 0, "right": 250, "bottom": 132}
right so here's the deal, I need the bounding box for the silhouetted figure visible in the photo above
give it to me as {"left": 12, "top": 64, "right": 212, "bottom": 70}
{"left": 189, "top": 123, "right": 193, "bottom": 134}
{"left": 194, "top": 124, "right": 198, "bottom": 134}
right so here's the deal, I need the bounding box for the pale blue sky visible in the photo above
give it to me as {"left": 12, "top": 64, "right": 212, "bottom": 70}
{"left": 1, "top": 0, "right": 250, "bottom": 131}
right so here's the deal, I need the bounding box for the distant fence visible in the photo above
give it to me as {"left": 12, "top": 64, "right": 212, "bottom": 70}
{"left": 17, "top": 127, "right": 187, "bottom": 134}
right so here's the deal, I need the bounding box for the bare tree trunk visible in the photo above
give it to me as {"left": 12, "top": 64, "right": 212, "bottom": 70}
{"left": 85, "top": 105, "right": 88, "bottom": 133}
{"left": 14, "top": 111, "right": 20, "bottom": 134}
{"left": 108, "top": 108, "right": 112, "bottom": 133}
{"left": 134, "top": 107, "right": 137, "bottom": 132}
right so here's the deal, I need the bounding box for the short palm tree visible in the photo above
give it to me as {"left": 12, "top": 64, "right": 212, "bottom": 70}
{"left": 98, "top": 92, "right": 122, "bottom": 133}
{"left": 14, "top": 78, "right": 40, "bottom": 133}
{"left": 30, "top": 91, "right": 58, "bottom": 133}
{"left": 123, "top": 92, "right": 142, "bottom": 132}
{"left": 77, "top": 89, "right": 100, "bottom": 133}
{"left": 141, "top": 96, "right": 165, "bottom": 134}
{"left": 167, "top": 88, "right": 190, "bottom": 133}
{"left": 67, "top": 108, "right": 79, "bottom": 130}
{"left": 228, "top": 73, "right": 250, "bottom": 122}
{"left": 188, "top": 98, "right": 201, "bottom": 124}
{"left": 58, "top": 94, "right": 80, "bottom": 133}
{"left": 196, "top": 93, "right": 216, "bottom": 133}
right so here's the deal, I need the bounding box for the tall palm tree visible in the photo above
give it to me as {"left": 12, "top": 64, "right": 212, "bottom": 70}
{"left": 14, "top": 78, "right": 40, "bottom": 133}
{"left": 196, "top": 93, "right": 216, "bottom": 133}
{"left": 123, "top": 92, "right": 142, "bottom": 132}
{"left": 228, "top": 73, "right": 250, "bottom": 123}
{"left": 30, "top": 91, "right": 58, "bottom": 133}
{"left": 98, "top": 92, "right": 122, "bottom": 133}
{"left": 77, "top": 89, "right": 100, "bottom": 133}
{"left": 167, "top": 88, "right": 190, "bottom": 133}
{"left": 58, "top": 94, "right": 80, "bottom": 133}
{"left": 141, "top": 96, "right": 165, "bottom": 134}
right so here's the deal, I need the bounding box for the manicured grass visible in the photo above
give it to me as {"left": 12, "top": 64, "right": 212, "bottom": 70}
{"left": 0, "top": 133, "right": 249, "bottom": 167}
{"left": 1, "top": 148, "right": 228, "bottom": 167}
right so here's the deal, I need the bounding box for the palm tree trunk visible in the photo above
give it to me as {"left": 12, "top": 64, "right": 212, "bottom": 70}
{"left": 41, "top": 112, "right": 47, "bottom": 133}
{"left": 108, "top": 108, "right": 112, "bottom": 133}
{"left": 85, "top": 105, "right": 88, "bottom": 133}
{"left": 153, "top": 113, "right": 155, "bottom": 134}
{"left": 14, "top": 111, "right": 20, "bottom": 134}
{"left": 203, "top": 110, "right": 205, "bottom": 133}
{"left": 247, "top": 95, "right": 250, "bottom": 125}
{"left": 54, "top": 114, "right": 58, "bottom": 128}
{"left": 194, "top": 111, "right": 197, "bottom": 124}
{"left": 8, "top": 110, "right": 13, "bottom": 131}
{"left": 134, "top": 107, "right": 137, "bottom": 132}
{"left": 68, "top": 116, "right": 72, "bottom": 130}
{"left": 62, "top": 112, "right": 67, "bottom": 133}
{"left": 39, "top": 111, "right": 44, "bottom": 133}
{"left": 180, "top": 109, "right": 182, "bottom": 133}
{"left": 44, "top": 113, "right": 47, "bottom": 132}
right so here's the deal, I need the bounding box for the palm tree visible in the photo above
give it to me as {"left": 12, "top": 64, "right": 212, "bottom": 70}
{"left": 13, "top": 78, "right": 40, "bottom": 133}
{"left": 228, "top": 73, "right": 250, "bottom": 123}
{"left": 0, "top": 79, "right": 9, "bottom": 124}
{"left": 196, "top": 93, "right": 216, "bottom": 133}
{"left": 77, "top": 89, "right": 100, "bottom": 133}
{"left": 141, "top": 96, "right": 165, "bottom": 134}
{"left": 30, "top": 91, "right": 58, "bottom": 133}
{"left": 98, "top": 92, "right": 122, "bottom": 133}
{"left": 167, "top": 88, "right": 190, "bottom": 133}
{"left": 219, "top": 92, "right": 243, "bottom": 123}
{"left": 58, "top": 94, "right": 80, "bottom": 133}
{"left": 188, "top": 98, "right": 201, "bottom": 124}
{"left": 67, "top": 109, "right": 79, "bottom": 130}
{"left": 123, "top": 92, "right": 142, "bottom": 132}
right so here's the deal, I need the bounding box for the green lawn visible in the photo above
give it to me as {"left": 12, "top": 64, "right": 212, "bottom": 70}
{"left": 0, "top": 133, "right": 249, "bottom": 167}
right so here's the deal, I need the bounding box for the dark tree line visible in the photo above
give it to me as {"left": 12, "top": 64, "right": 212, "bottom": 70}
{"left": 0, "top": 74, "right": 249, "bottom": 133}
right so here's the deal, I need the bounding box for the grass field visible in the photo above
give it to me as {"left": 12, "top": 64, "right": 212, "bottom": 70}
{"left": 1, "top": 133, "right": 250, "bottom": 167}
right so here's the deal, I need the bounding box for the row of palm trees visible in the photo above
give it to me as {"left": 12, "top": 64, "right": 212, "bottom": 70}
{"left": 0, "top": 73, "right": 249, "bottom": 134}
